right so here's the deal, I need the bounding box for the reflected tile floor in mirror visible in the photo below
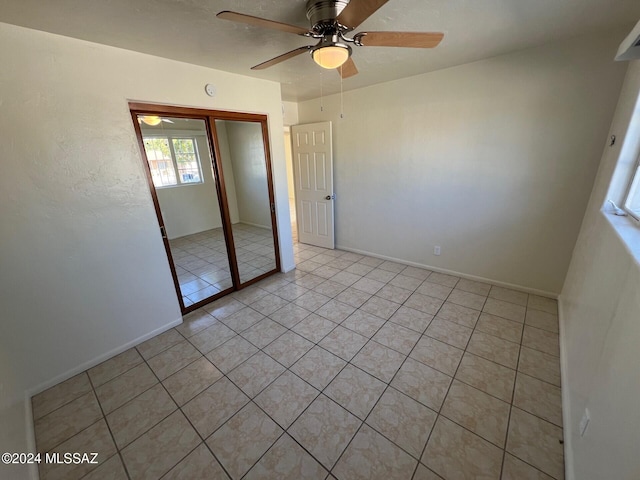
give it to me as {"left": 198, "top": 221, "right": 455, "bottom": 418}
{"left": 171, "top": 224, "right": 276, "bottom": 307}
{"left": 232, "top": 224, "right": 277, "bottom": 284}
{"left": 31, "top": 242, "right": 564, "bottom": 480}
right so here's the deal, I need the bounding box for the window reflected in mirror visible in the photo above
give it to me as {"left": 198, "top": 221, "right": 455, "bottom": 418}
{"left": 138, "top": 115, "right": 233, "bottom": 308}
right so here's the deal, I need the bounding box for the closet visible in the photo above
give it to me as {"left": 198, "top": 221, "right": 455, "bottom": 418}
{"left": 130, "top": 103, "right": 280, "bottom": 314}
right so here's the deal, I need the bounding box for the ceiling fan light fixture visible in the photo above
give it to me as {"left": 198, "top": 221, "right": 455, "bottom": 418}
{"left": 140, "top": 115, "right": 162, "bottom": 126}
{"left": 312, "top": 43, "right": 351, "bottom": 69}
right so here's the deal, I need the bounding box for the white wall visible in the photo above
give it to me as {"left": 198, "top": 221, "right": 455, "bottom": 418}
{"left": 297, "top": 29, "right": 628, "bottom": 294}
{"left": 214, "top": 121, "right": 241, "bottom": 224}
{"left": 283, "top": 101, "right": 299, "bottom": 200}
{"left": 560, "top": 60, "right": 640, "bottom": 480}
{"left": 282, "top": 101, "right": 299, "bottom": 127}
{"left": 0, "top": 22, "right": 292, "bottom": 480}
{"left": 224, "top": 121, "right": 273, "bottom": 229}
{"left": 284, "top": 130, "right": 295, "bottom": 201}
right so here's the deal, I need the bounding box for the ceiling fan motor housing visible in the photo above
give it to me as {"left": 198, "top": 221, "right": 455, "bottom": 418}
{"left": 311, "top": 34, "right": 352, "bottom": 55}
{"left": 306, "top": 0, "right": 349, "bottom": 31}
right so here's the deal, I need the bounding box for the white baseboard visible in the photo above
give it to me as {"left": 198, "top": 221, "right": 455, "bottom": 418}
{"left": 22, "top": 317, "right": 182, "bottom": 479}
{"left": 558, "top": 296, "right": 574, "bottom": 480}
{"left": 281, "top": 262, "right": 296, "bottom": 273}
{"left": 335, "top": 244, "right": 559, "bottom": 298}
{"left": 25, "top": 318, "right": 182, "bottom": 399}
{"left": 237, "top": 221, "right": 271, "bottom": 230}
{"left": 21, "top": 317, "right": 181, "bottom": 479}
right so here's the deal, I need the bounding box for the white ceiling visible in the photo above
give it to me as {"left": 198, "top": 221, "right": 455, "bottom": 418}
{"left": 1, "top": 0, "right": 639, "bottom": 101}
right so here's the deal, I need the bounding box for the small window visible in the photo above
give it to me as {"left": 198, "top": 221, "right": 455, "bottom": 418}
{"left": 143, "top": 136, "right": 202, "bottom": 188}
{"left": 624, "top": 154, "right": 640, "bottom": 221}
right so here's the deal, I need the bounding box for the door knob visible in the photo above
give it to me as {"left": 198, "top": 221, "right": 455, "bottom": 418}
{"left": 325, "top": 194, "right": 335, "bottom": 200}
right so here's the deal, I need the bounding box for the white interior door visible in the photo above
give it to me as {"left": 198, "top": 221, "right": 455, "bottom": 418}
{"left": 291, "top": 121, "right": 334, "bottom": 249}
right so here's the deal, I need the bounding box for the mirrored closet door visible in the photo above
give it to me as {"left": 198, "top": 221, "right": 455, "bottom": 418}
{"left": 130, "top": 104, "right": 280, "bottom": 314}
{"left": 212, "top": 119, "right": 279, "bottom": 284}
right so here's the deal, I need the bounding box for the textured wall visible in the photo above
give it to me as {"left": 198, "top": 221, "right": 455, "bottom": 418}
{"left": 297, "top": 29, "right": 627, "bottom": 294}
{"left": 225, "top": 121, "right": 273, "bottom": 229}
{"left": 560, "top": 60, "right": 640, "bottom": 480}
{"left": 0, "top": 22, "right": 291, "bottom": 479}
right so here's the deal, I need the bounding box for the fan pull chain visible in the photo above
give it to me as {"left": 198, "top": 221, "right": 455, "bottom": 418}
{"left": 320, "top": 73, "right": 324, "bottom": 112}
{"left": 340, "top": 66, "right": 344, "bottom": 119}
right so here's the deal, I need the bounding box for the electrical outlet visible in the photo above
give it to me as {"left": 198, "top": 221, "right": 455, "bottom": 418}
{"left": 434, "top": 246, "right": 441, "bottom": 256}
{"left": 579, "top": 409, "right": 590, "bottom": 436}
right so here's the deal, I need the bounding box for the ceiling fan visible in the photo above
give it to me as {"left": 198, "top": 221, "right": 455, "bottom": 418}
{"left": 217, "top": 0, "right": 444, "bottom": 78}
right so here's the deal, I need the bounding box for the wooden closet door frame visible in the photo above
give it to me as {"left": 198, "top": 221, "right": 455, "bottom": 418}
{"left": 129, "top": 102, "right": 281, "bottom": 314}
{"left": 208, "top": 112, "right": 281, "bottom": 290}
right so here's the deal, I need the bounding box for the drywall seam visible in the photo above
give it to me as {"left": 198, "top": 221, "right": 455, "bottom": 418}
{"left": 335, "top": 244, "right": 559, "bottom": 298}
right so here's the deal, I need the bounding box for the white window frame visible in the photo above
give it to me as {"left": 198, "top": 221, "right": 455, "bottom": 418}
{"left": 623, "top": 153, "right": 640, "bottom": 222}
{"left": 142, "top": 134, "right": 204, "bottom": 188}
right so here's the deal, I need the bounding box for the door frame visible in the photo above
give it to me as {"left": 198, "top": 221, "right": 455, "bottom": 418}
{"left": 291, "top": 121, "right": 335, "bottom": 249}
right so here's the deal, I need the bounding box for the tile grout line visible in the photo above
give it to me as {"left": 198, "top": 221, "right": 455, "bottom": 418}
{"left": 175, "top": 225, "right": 275, "bottom": 307}
{"left": 324, "top": 317, "right": 406, "bottom": 475}
{"left": 404, "top": 277, "right": 555, "bottom": 477}
{"left": 84, "top": 366, "right": 132, "bottom": 480}
{"left": 93, "top": 326, "right": 224, "bottom": 478}
{"left": 328, "top": 272, "right": 460, "bottom": 478}
{"left": 256, "top": 268, "right": 401, "bottom": 475}
{"left": 33, "top": 243, "right": 562, "bottom": 480}
{"left": 126, "top": 332, "right": 206, "bottom": 479}
{"left": 170, "top": 290, "right": 559, "bottom": 478}
{"left": 412, "top": 275, "right": 478, "bottom": 478}
{"left": 300, "top": 252, "right": 482, "bottom": 475}
{"left": 498, "top": 300, "right": 528, "bottom": 480}
{"left": 439, "top": 287, "right": 565, "bottom": 478}
{"left": 36, "top": 334, "right": 192, "bottom": 478}
{"left": 501, "top": 300, "right": 564, "bottom": 480}
{"left": 135, "top": 326, "right": 239, "bottom": 480}
{"left": 191, "top": 281, "right": 349, "bottom": 477}
{"left": 207, "top": 255, "right": 375, "bottom": 477}
{"left": 269, "top": 257, "right": 559, "bottom": 478}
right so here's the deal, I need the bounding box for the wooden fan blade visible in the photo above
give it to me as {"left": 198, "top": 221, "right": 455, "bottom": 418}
{"left": 357, "top": 31, "right": 444, "bottom": 48}
{"left": 251, "top": 46, "right": 312, "bottom": 70}
{"left": 217, "top": 11, "right": 309, "bottom": 36}
{"left": 338, "top": 57, "right": 358, "bottom": 78}
{"left": 337, "top": 0, "right": 389, "bottom": 29}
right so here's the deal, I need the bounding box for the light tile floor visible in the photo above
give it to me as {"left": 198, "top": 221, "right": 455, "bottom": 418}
{"left": 32, "top": 242, "right": 564, "bottom": 480}
{"left": 171, "top": 224, "right": 277, "bottom": 307}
